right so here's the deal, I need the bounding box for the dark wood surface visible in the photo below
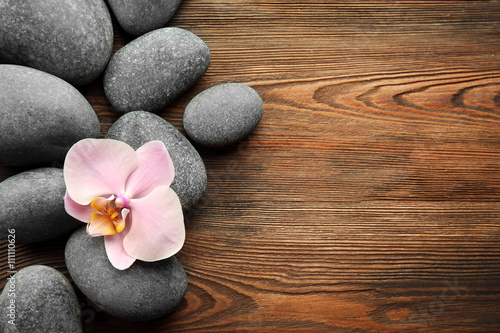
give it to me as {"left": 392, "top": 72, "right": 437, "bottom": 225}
{"left": 1, "top": 1, "right": 500, "bottom": 332}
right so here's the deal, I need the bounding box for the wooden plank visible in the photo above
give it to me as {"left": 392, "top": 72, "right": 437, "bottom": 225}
{"left": 1, "top": 0, "right": 500, "bottom": 332}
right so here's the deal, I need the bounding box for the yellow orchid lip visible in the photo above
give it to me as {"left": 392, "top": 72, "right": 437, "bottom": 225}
{"left": 87, "top": 196, "right": 128, "bottom": 236}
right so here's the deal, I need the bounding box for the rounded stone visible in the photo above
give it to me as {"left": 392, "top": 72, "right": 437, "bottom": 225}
{"left": 105, "top": 111, "right": 207, "bottom": 211}
{"left": 103, "top": 27, "right": 210, "bottom": 113}
{"left": 0, "top": 168, "right": 82, "bottom": 243}
{"left": 0, "top": 0, "right": 113, "bottom": 86}
{"left": 0, "top": 265, "right": 82, "bottom": 333}
{"left": 107, "top": 0, "right": 183, "bottom": 36}
{"left": 0, "top": 65, "right": 100, "bottom": 167}
{"left": 183, "top": 83, "right": 264, "bottom": 147}
{"left": 65, "top": 227, "right": 188, "bottom": 322}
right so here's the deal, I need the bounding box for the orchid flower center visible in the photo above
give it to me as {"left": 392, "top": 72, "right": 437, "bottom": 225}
{"left": 88, "top": 195, "right": 131, "bottom": 236}
{"left": 115, "top": 194, "right": 130, "bottom": 208}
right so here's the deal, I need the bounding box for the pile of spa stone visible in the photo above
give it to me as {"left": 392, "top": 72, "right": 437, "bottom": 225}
{"left": 0, "top": 1, "right": 263, "bottom": 331}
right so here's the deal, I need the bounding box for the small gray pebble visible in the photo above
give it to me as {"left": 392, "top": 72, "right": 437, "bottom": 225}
{"left": 0, "top": 265, "right": 82, "bottom": 333}
{"left": 0, "top": 168, "right": 82, "bottom": 243}
{"left": 0, "top": 0, "right": 113, "bottom": 86}
{"left": 183, "top": 83, "right": 263, "bottom": 147}
{"left": 65, "top": 227, "right": 188, "bottom": 322}
{"left": 0, "top": 65, "right": 100, "bottom": 166}
{"left": 107, "top": 0, "right": 183, "bottom": 36}
{"left": 106, "top": 111, "right": 207, "bottom": 211}
{"left": 104, "top": 27, "right": 210, "bottom": 113}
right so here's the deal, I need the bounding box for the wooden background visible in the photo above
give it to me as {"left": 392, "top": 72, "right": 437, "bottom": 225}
{"left": 1, "top": 0, "right": 500, "bottom": 332}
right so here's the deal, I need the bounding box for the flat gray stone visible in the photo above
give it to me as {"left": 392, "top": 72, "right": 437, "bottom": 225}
{"left": 183, "top": 83, "right": 264, "bottom": 147}
{"left": 0, "top": 265, "right": 82, "bottom": 333}
{"left": 104, "top": 27, "right": 210, "bottom": 113}
{"left": 105, "top": 111, "right": 207, "bottom": 211}
{"left": 108, "top": 0, "right": 183, "bottom": 36}
{"left": 0, "top": 65, "right": 100, "bottom": 166}
{"left": 0, "top": 0, "right": 113, "bottom": 86}
{"left": 0, "top": 168, "right": 82, "bottom": 243}
{"left": 65, "top": 227, "right": 188, "bottom": 322}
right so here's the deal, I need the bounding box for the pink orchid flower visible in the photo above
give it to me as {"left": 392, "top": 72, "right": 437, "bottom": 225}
{"left": 63, "top": 138, "right": 185, "bottom": 270}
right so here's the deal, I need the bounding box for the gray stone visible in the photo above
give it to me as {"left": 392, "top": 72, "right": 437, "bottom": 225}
{"left": 0, "top": 265, "right": 82, "bottom": 333}
{"left": 106, "top": 111, "right": 207, "bottom": 211}
{"left": 0, "top": 65, "right": 100, "bottom": 166}
{"left": 0, "top": 168, "right": 82, "bottom": 243}
{"left": 183, "top": 83, "right": 264, "bottom": 147}
{"left": 104, "top": 27, "right": 210, "bottom": 113}
{"left": 65, "top": 227, "right": 188, "bottom": 322}
{"left": 108, "top": 0, "right": 183, "bottom": 36}
{"left": 0, "top": 0, "right": 113, "bottom": 86}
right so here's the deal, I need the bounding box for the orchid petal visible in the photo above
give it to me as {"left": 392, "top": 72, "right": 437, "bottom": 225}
{"left": 105, "top": 226, "right": 136, "bottom": 270}
{"left": 63, "top": 139, "right": 138, "bottom": 205}
{"left": 124, "top": 141, "right": 175, "bottom": 199}
{"left": 88, "top": 212, "right": 117, "bottom": 236}
{"left": 124, "top": 186, "right": 184, "bottom": 262}
{"left": 64, "top": 192, "right": 92, "bottom": 223}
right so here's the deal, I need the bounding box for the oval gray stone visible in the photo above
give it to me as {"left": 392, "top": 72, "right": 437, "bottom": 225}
{"left": 0, "top": 65, "right": 100, "bottom": 166}
{"left": 65, "top": 227, "right": 188, "bottom": 322}
{"left": 105, "top": 111, "right": 207, "bottom": 211}
{"left": 0, "top": 0, "right": 113, "bottom": 86}
{"left": 0, "top": 265, "right": 82, "bottom": 333}
{"left": 104, "top": 27, "right": 210, "bottom": 113}
{"left": 108, "top": 0, "right": 183, "bottom": 36}
{"left": 0, "top": 168, "right": 82, "bottom": 243}
{"left": 183, "top": 83, "right": 264, "bottom": 147}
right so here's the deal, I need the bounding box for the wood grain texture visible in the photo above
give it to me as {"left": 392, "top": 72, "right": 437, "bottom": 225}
{"left": 1, "top": 1, "right": 500, "bottom": 332}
